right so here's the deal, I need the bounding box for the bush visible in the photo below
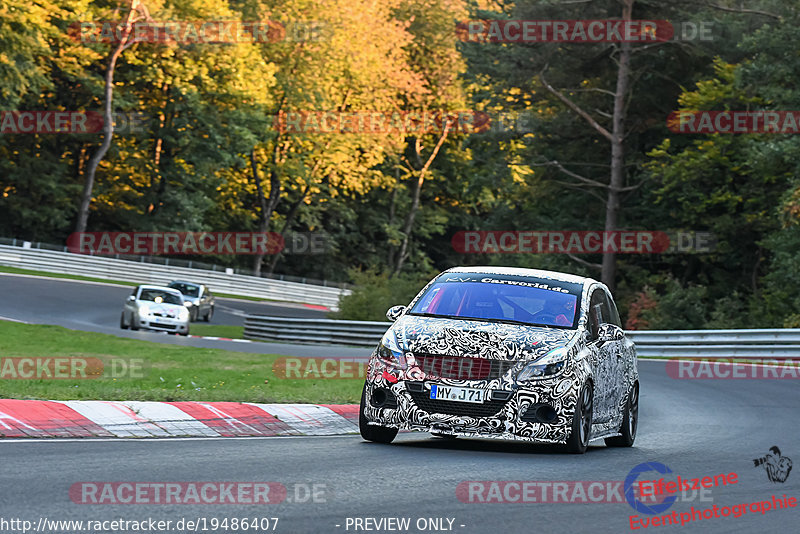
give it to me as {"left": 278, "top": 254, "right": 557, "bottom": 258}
{"left": 628, "top": 276, "right": 708, "bottom": 330}
{"left": 331, "top": 269, "right": 435, "bottom": 321}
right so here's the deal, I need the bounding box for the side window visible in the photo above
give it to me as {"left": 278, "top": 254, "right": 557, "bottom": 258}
{"left": 588, "top": 288, "right": 613, "bottom": 339}
{"left": 602, "top": 290, "right": 622, "bottom": 327}
{"left": 588, "top": 289, "right": 604, "bottom": 339}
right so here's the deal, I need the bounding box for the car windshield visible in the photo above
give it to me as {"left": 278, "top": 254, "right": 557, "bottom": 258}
{"left": 139, "top": 289, "right": 183, "bottom": 305}
{"left": 408, "top": 274, "right": 582, "bottom": 328}
{"left": 168, "top": 282, "right": 199, "bottom": 297}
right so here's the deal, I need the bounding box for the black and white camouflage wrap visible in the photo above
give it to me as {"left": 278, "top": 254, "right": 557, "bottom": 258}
{"left": 362, "top": 266, "right": 638, "bottom": 444}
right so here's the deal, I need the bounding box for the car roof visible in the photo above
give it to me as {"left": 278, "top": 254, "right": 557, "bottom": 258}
{"left": 168, "top": 280, "right": 201, "bottom": 287}
{"left": 443, "top": 266, "right": 598, "bottom": 286}
{"left": 138, "top": 285, "right": 184, "bottom": 295}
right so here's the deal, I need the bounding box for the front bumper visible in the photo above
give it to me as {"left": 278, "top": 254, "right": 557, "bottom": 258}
{"left": 137, "top": 314, "right": 189, "bottom": 334}
{"left": 362, "top": 374, "right": 580, "bottom": 444}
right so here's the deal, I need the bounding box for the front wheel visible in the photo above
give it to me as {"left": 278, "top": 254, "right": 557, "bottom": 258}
{"left": 204, "top": 306, "right": 214, "bottom": 322}
{"left": 120, "top": 312, "right": 129, "bottom": 330}
{"left": 565, "top": 383, "right": 593, "bottom": 454}
{"left": 359, "top": 384, "right": 398, "bottom": 444}
{"left": 605, "top": 384, "right": 638, "bottom": 448}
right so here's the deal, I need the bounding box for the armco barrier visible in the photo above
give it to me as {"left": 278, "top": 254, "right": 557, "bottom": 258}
{"left": 244, "top": 316, "right": 800, "bottom": 357}
{"left": 0, "top": 244, "right": 348, "bottom": 309}
{"left": 626, "top": 329, "right": 800, "bottom": 358}
{"left": 244, "top": 316, "right": 390, "bottom": 346}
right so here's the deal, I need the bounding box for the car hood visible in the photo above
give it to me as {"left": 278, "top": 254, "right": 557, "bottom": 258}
{"left": 392, "top": 315, "right": 576, "bottom": 362}
{"left": 140, "top": 302, "right": 184, "bottom": 315}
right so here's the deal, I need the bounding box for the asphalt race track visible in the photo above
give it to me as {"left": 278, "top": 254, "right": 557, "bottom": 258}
{"left": 3, "top": 361, "right": 799, "bottom": 534}
{"left": 0, "top": 273, "right": 372, "bottom": 358}
{"left": 2, "top": 273, "right": 799, "bottom": 533}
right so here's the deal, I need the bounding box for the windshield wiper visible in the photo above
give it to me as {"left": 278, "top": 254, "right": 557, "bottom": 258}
{"left": 407, "top": 312, "right": 554, "bottom": 328}
{"left": 406, "top": 312, "right": 465, "bottom": 320}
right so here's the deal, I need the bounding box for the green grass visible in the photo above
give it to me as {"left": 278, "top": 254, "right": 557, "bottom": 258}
{"left": 0, "top": 321, "right": 362, "bottom": 403}
{"left": 189, "top": 324, "right": 245, "bottom": 339}
{"left": 0, "top": 265, "right": 138, "bottom": 287}
{"left": 0, "top": 264, "right": 292, "bottom": 303}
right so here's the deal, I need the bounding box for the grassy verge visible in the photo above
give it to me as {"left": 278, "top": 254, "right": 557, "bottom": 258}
{"left": 189, "top": 324, "right": 245, "bottom": 339}
{"left": 0, "top": 265, "right": 138, "bottom": 287}
{"left": 0, "top": 265, "right": 288, "bottom": 303}
{"left": 0, "top": 321, "right": 362, "bottom": 403}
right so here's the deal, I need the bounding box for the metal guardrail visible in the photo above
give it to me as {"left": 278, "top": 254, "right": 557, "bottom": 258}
{"left": 244, "top": 316, "right": 390, "bottom": 346}
{"left": 0, "top": 244, "right": 349, "bottom": 309}
{"left": 0, "top": 237, "right": 346, "bottom": 287}
{"left": 244, "top": 316, "right": 800, "bottom": 357}
{"left": 626, "top": 329, "right": 800, "bottom": 358}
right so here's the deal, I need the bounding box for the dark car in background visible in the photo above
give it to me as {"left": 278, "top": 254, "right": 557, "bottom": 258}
{"left": 167, "top": 281, "right": 216, "bottom": 322}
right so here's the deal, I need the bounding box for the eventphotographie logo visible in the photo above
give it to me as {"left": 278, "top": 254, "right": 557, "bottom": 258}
{"left": 753, "top": 446, "right": 792, "bottom": 483}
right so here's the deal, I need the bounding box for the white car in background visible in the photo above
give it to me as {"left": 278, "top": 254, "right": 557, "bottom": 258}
{"left": 120, "top": 285, "right": 190, "bottom": 336}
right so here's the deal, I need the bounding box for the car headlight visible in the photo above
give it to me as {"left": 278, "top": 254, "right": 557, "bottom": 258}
{"left": 376, "top": 330, "right": 407, "bottom": 370}
{"left": 517, "top": 347, "right": 568, "bottom": 382}
{"left": 184, "top": 301, "right": 194, "bottom": 307}
{"left": 138, "top": 305, "right": 151, "bottom": 316}
{"left": 178, "top": 307, "right": 190, "bottom": 321}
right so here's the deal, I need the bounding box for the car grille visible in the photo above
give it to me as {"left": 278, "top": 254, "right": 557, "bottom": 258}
{"left": 150, "top": 323, "right": 177, "bottom": 329}
{"left": 412, "top": 353, "right": 515, "bottom": 380}
{"left": 408, "top": 390, "right": 509, "bottom": 418}
{"left": 153, "top": 312, "right": 176, "bottom": 318}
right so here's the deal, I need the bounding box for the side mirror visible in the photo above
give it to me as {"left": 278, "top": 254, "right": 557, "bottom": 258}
{"left": 597, "top": 324, "right": 625, "bottom": 343}
{"left": 127, "top": 295, "right": 136, "bottom": 302}
{"left": 386, "top": 305, "right": 407, "bottom": 322}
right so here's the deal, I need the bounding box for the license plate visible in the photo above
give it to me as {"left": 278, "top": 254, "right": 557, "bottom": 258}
{"left": 429, "top": 384, "right": 484, "bottom": 404}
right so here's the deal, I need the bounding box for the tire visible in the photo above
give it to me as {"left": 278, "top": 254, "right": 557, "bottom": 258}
{"left": 605, "top": 384, "right": 638, "bottom": 448}
{"left": 189, "top": 307, "right": 198, "bottom": 322}
{"left": 565, "top": 382, "right": 593, "bottom": 454}
{"left": 120, "top": 312, "right": 129, "bottom": 330}
{"left": 359, "top": 384, "right": 398, "bottom": 444}
{"left": 204, "top": 306, "right": 213, "bottom": 322}
{"left": 129, "top": 314, "right": 139, "bottom": 331}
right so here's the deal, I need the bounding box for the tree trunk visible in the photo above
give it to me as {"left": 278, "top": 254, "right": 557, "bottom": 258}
{"left": 251, "top": 148, "right": 281, "bottom": 276}
{"left": 74, "top": 1, "right": 142, "bottom": 233}
{"left": 266, "top": 182, "right": 312, "bottom": 275}
{"left": 601, "top": 0, "right": 633, "bottom": 291}
{"left": 392, "top": 120, "right": 453, "bottom": 275}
